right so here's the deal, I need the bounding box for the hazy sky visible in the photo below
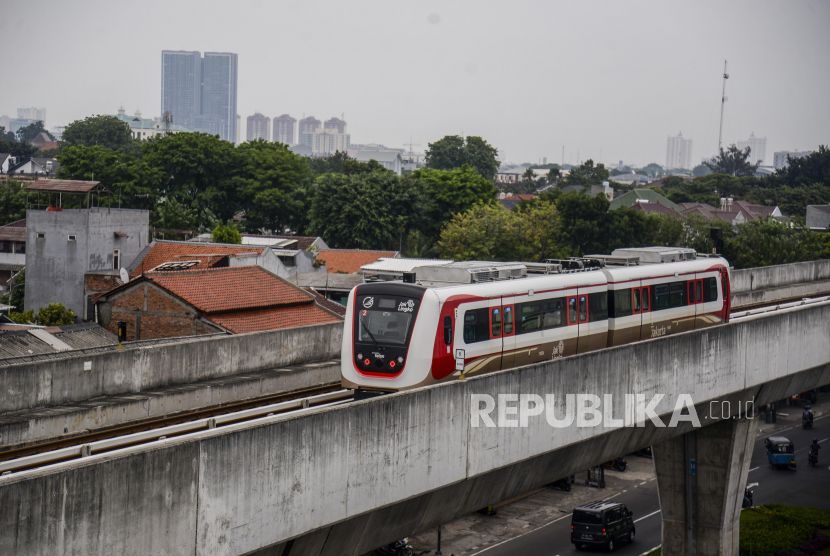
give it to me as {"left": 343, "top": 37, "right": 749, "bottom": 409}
{"left": 2, "top": 0, "right": 829, "bottom": 167}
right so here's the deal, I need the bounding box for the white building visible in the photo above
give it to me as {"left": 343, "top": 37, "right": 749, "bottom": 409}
{"left": 737, "top": 132, "right": 767, "bottom": 165}
{"left": 111, "top": 107, "right": 190, "bottom": 140}
{"left": 17, "top": 107, "right": 46, "bottom": 122}
{"left": 665, "top": 132, "right": 693, "bottom": 169}
{"left": 773, "top": 150, "right": 813, "bottom": 169}
{"left": 355, "top": 150, "right": 402, "bottom": 175}
{"left": 312, "top": 128, "right": 350, "bottom": 155}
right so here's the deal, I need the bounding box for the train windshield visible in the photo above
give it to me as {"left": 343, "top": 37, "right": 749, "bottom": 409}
{"left": 357, "top": 296, "right": 416, "bottom": 346}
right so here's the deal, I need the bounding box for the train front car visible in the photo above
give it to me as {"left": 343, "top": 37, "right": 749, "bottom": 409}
{"left": 341, "top": 282, "right": 440, "bottom": 399}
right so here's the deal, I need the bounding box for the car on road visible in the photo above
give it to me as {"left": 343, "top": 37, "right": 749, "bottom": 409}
{"left": 570, "top": 501, "right": 635, "bottom": 551}
{"left": 765, "top": 436, "right": 797, "bottom": 470}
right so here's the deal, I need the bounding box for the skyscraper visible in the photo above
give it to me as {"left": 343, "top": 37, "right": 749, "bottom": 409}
{"left": 324, "top": 117, "right": 347, "bottom": 134}
{"left": 161, "top": 50, "right": 238, "bottom": 143}
{"left": 17, "top": 107, "right": 46, "bottom": 122}
{"left": 272, "top": 114, "right": 296, "bottom": 144}
{"left": 665, "top": 132, "right": 693, "bottom": 169}
{"left": 247, "top": 113, "right": 271, "bottom": 141}
{"left": 737, "top": 133, "right": 767, "bottom": 165}
{"left": 298, "top": 117, "right": 321, "bottom": 148}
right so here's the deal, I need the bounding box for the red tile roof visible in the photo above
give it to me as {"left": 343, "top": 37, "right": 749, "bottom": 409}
{"left": 317, "top": 249, "right": 397, "bottom": 274}
{"left": 145, "top": 266, "right": 310, "bottom": 313}
{"left": 208, "top": 304, "right": 341, "bottom": 334}
{"left": 131, "top": 241, "right": 266, "bottom": 277}
{"left": 302, "top": 288, "right": 347, "bottom": 316}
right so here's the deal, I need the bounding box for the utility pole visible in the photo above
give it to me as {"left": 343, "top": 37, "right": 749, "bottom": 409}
{"left": 718, "top": 60, "right": 729, "bottom": 154}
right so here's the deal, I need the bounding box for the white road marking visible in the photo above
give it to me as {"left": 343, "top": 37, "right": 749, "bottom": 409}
{"left": 467, "top": 513, "right": 573, "bottom": 555}
{"left": 634, "top": 510, "right": 661, "bottom": 523}
{"left": 640, "top": 481, "right": 648, "bottom": 486}
{"left": 747, "top": 482, "right": 758, "bottom": 489}
{"left": 603, "top": 493, "right": 621, "bottom": 501}
{"left": 820, "top": 438, "right": 828, "bottom": 443}
{"left": 777, "top": 413, "right": 789, "bottom": 416}
{"left": 749, "top": 467, "right": 759, "bottom": 472}
{"left": 640, "top": 547, "right": 661, "bottom": 556}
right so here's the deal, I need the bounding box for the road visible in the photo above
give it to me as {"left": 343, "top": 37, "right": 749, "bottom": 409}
{"left": 472, "top": 411, "right": 830, "bottom": 556}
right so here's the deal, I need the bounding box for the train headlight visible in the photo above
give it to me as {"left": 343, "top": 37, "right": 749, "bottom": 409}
{"left": 397, "top": 357, "right": 404, "bottom": 364}
{"left": 357, "top": 353, "right": 363, "bottom": 360}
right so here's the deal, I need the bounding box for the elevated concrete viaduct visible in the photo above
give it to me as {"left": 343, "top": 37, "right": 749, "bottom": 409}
{"left": 1, "top": 298, "right": 828, "bottom": 556}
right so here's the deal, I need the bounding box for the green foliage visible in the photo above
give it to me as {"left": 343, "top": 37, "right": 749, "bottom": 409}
{"left": 425, "top": 135, "right": 500, "bottom": 180}
{"left": 638, "top": 163, "right": 664, "bottom": 177}
{"left": 57, "top": 145, "right": 155, "bottom": 210}
{"left": 0, "top": 180, "right": 28, "bottom": 226}
{"left": 776, "top": 145, "right": 830, "bottom": 188}
{"left": 211, "top": 225, "right": 242, "bottom": 244}
{"left": 62, "top": 115, "right": 137, "bottom": 153}
{"left": 0, "top": 126, "right": 15, "bottom": 142}
{"left": 308, "top": 171, "right": 427, "bottom": 250}
{"left": 0, "top": 138, "right": 38, "bottom": 160}
{"left": 306, "top": 151, "right": 388, "bottom": 177}
{"left": 141, "top": 132, "right": 238, "bottom": 221}
{"left": 3, "top": 269, "right": 26, "bottom": 311}
{"left": 16, "top": 120, "right": 53, "bottom": 143}
{"left": 34, "top": 303, "right": 76, "bottom": 326}
{"left": 739, "top": 505, "right": 830, "bottom": 556}
{"left": 8, "top": 310, "right": 34, "bottom": 324}
{"left": 724, "top": 217, "right": 829, "bottom": 269}
{"left": 234, "top": 139, "right": 313, "bottom": 234}
{"left": 564, "top": 159, "right": 610, "bottom": 186}
{"left": 150, "top": 197, "right": 197, "bottom": 232}
{"left": 706, "top": 144, "right": 759, "bottom": 176}
{"left": 692, "top": 163, "right": 712, "bottom": 177}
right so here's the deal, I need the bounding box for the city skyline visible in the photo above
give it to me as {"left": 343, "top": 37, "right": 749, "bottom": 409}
{"left": 1, "top": 0, "right": 829, "bottom": 166}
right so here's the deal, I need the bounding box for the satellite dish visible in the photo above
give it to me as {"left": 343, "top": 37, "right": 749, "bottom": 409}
{"left": 119, "top": 268, "right": 129, "bottom": 283}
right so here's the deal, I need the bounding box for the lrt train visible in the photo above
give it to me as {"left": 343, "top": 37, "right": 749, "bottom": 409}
{"left": 341, "top": 247, "right": 731, "bottom": 396}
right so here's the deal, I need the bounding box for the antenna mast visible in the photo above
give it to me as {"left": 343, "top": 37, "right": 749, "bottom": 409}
{"left": 162, "top": 111, "right": 173, "bottom": 137}
{"left": 718, "top": 60, "right": 729, "bottom": 154}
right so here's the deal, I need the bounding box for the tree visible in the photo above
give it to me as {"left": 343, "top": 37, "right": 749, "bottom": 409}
{"left": 564, "top": 159, "right": 610, "bottom": 186}
{"left": 8, "top": 269, "right": 25, "bottom": 311}
{"left": 724, "top": 217, "right": 828, "bottom": 269}
{"left": 233, "top": 139, "right": 314, "bottom": 234}
{"left": 412, "top": 165, "right": 498, "bottom": 241}
{"left": 705, "top": 144, "right": 759, "bottom": 176}
{"left": 141, "top": 132, "right": 238, "bottom": 222}
{"left": 150, "top": 197, "right": 197, "bottom": 232}
{"left": 211, "top": 225, "right": 242, "bottom": 244}
{"left": 639, "top": 163, "right": 664, "bottom": 177}
{"left": 692, "top": 164, "right": 712, "bottom": 177}
{"left": 16, "top": 121, "right": 53, "bottom": 143}
{"left": 8, "top": 310, "right": 34, "bottom": 324}
{"left": 0, "top": 180, "right": 28, "bottom": 225}
{"left": 62, "top": 115, "right": 137, "bottom": 152}
{"left": 0, "top": 126, "right": 15, "bottom": 142}
{"left": 774, "top": 145, "right": 830, "bottom": 188}
{"left": 57, "top": 145, "right": 155, "bottom": 210}
{"left": 425, "top": 135, "right": 500, "bottom": 180}
{"left": 34, "top": 303, "right": 76, "bottom": 325}
{"left": 437, "top": 204, "right": 522, "bottom": 261}
{"left": 0, "top": 138, "right": 37, "bottom": 160}
{"left": 308, "top": 171, "right": 427, "bottom": 250}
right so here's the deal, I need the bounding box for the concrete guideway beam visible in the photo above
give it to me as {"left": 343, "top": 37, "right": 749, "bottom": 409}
{"left": 654, "top": 416, "right": 758, "bottom": 556}
{"left": 1, "top": 302, "right": 829, "bottom": 556}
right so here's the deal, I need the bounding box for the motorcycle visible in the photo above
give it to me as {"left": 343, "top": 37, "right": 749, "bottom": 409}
{"left": 551, "top": 476, "right": 574, "bottom": 491}
{"left": 803, "top": 417, "right": 813, "bottom": 430}
{"left": 809, "top": 451, "right": 819, "bottom": 467}
{"left": 742, "top": 488, "right": 753, "bottom": 509}
{"left": 371, "top": 539, "right": 413, "bottom": 556}
{"left": 604, "top": 458, "right": 628, "bottom": 472}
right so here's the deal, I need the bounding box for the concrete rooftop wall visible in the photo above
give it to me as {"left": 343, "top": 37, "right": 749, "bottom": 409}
{"left": 731, "top": 258, "right": 830, "bottom": 293}
{"left": 2, "top": 302, "right": 829, "bottom": 555}
{"left": 0, "top": 321, "right": 343, "bottom": 415}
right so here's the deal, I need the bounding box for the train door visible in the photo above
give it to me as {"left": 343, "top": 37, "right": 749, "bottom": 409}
{"left": 501, "top": 302, "right": 516, "bottom": 370}
{"left": 488, "top": 297, "right": 504, "bottom": 370}
{"left": 575, "top": 292, "right": 590, "bottom": 354}
{"left": 720, "top": 268, "right": 731, "bottom": 322}
{"left": 638, "top": 284, "right": 651, "bottom": 341}
{"left": 689, "top": 277, "right": 704, "bottom": 328}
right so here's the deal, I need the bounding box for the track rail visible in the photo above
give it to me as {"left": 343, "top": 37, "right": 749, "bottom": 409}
{"left": 731, "top": 290, "right": 830, "bottom": 313}
{"left": 0, "top": 389, "right": 353, "bottom": 475}
{"left": 729, "top": 295, "right": 830, "bottom": 321}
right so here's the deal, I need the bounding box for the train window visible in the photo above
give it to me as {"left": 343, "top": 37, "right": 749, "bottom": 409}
{"left": 378, "top": 298, "right": 396, "bottom": 309}
{"left": 463, "top": 308, "right": 490, "bottom": 344}
{"left": 654, "top": 285, "right": 670, "bottom": 310}
{"left": 642, "top": 287, "right": 649, "bottom": 311}
{"left": 491, "top": 308, "right": 501, "bottom": 337}
{"left": 688, "top": 282, "right": 695, "bottom": 304}
{"left": 541, "top": 299, "right": 564, "bottom": 329}
{"left": 588, "top": 292, "right": 608, "bottom": 321}
{"left": 579, "top": 296, "right": 588, "bottom": 322}
{"left": 518, "top": 303, "right": 540, "bottom": 334}
{"left": 569, "top": 298, "right": 577, "bottom": 323}
{"left": 443, "top": 316, "right": 452, "bottom": 345}
{"left": 611, "top": 289, "right": 632, "bottom": 318}
{"left": 669, "top": 283, "right": 685, "bottom": 307}
{"left": 704, "top": 277, "right": 718, "bottom": 302}
{"left": 504, "top": 307, "right": 513, "bottom": 334}
{"left": 696, "top": 281, "right": 702, "bottom": 302}
{"left": 633, "top": 289, "right": 641, "bottom": 312}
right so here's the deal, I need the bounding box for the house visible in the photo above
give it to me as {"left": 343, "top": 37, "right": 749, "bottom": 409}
{"left": 630, "top": 202, "right": 680, "bottom": 216}
{"left": 498, "top": 193, "right": 535, "bottom": 210}
{"left": 806, "top": 205, "right": 830, "bottom": 231}
{"left": 609, "top": 173, "right": 650, "bottom": 186}
{"left": 609, "top": 189, "right": 682, "bottom": 212}
{"left": 94, "top": 266, "right": 342, "bottom": 341}
{"left": 495, "top": 168, "right": 524, "bottom": 184}
{"left": 679, "top": 199, "right": 782, "bottom": 228}
{"left": 0, "top": 219, "right": 26, "bottom": 290}
{"left": 359, "top": 257, "right": 452, "bottom": 281}
{"left": 295, "top": 272, "right": 365, "bottom": 306}
{"left": 315, "top": 248, "right": 399, "bottom": 274}
{"left": 0, "top": 323, "right": 118, "bottom": 360}
{"left": 0, "top": 154, "right": 14, "bottom": 173}
{"left": 24, "top": 179, "right": 149, "bottom": 321}
{"left": 111, "top": 107, "right": 191, "bottom": 140}
{"left": 8, "top": 157, "right": 60, "bottom": 176}
{"left": 240, "top": 234, "right": 329, "bottom": 272}
{"left": 29, "top": 132, "right": 58, "bottom": 151}
{"left": 354, "top": 150, "right": 402, "bottom": 175}
{"left": 125, "top": 239, "right": 297, "bottom": 280}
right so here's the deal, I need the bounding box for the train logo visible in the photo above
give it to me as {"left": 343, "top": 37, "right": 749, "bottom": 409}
{"left": 398, "top": 300, "right": 415, "bottom": 313}
{"left": 362, "top": 297, "right": 374, "bottom": 309}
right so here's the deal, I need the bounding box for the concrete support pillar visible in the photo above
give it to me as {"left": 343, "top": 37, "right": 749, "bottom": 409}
{"left": 653, "top": 416, "right": 759, "bottom": 556}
